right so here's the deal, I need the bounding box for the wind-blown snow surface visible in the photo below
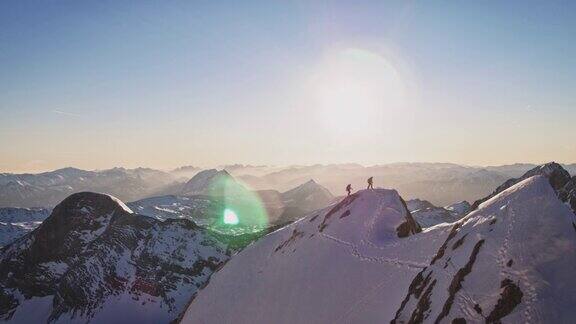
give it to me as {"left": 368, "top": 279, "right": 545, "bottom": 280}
{"left": 182, "top": 177, "right": 576, "bottom": 323}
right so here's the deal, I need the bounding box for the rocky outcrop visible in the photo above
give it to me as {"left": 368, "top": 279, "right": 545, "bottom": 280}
{"left": 397, "top": 197, "right": 422, "bottom": 237}
{"left": 558, "top": 176, "right": 576, "bottom": 213}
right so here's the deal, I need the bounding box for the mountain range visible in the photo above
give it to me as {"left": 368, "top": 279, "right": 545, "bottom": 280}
{"left": 0, "top": 167, "right": 178, "bottom": 208}
{"left": 0, "top": 170, "right": 336, "bottom": 248}
{"left": 129, "top": 171, "right": 335, "bottom": 233}
{"left": 3, "top": 163, "right": 575, "bottom": 209}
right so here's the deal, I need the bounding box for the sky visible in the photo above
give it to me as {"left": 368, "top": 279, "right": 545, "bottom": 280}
{"left": 1, "top": 1, "right": 575, "bottom": 172}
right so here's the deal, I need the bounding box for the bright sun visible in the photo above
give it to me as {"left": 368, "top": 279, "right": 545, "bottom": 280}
{"left": 311, "top": 48, "right": 410, "bottom": 138}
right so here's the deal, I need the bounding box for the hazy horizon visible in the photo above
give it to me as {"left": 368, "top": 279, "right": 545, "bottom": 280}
{"left": 3, "top": 160, "right": 576, "bottom": 175}
{"left": 2, "top": 1, "right": 575, "bottom": 172}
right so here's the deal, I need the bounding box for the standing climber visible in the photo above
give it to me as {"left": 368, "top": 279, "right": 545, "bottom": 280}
{"left": 346, "top": 184, "right": 352, "bottom": 196}
{"left": 367, "top": 177, "right": 374, "bottom": 189}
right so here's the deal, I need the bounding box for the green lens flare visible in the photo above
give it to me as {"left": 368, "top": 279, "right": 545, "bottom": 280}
{"left": 204, "top": 173, "right": 269, "bottom": 235}
{"left": 223, "top": 208, "right": 239, "bottom": 225}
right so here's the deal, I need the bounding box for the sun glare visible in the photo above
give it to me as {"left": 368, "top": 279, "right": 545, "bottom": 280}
{"left": 311, "top": 48, "right": 411, "bottom": 138}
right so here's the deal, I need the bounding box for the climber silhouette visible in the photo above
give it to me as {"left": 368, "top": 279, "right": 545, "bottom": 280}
{"left": 367, "top": 177, "right": 374, "bottom": 189}
{"left": 346, "top": 184, "right": 352, "bottom": 196}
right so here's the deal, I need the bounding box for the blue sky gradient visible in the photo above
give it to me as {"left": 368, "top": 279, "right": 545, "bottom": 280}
{"left": 1, "top": 1, "right": 575, "bottom": 171}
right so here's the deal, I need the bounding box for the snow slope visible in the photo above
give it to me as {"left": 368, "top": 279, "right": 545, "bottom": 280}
{"left": 181, "top": 189, "right": 435, "bottom": 324}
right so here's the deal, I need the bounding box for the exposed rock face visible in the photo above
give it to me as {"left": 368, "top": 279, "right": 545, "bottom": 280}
{"left": 0, "top": 192, "right": 232, "bottom": 323}
{"left": 397, "top": 197, "right": 423, "bottom": 238}
{"left": 558, "top": 176, "right": 576, "bottom": 213}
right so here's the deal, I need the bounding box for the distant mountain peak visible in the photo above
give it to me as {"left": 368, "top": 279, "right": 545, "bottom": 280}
{"left": 285, "top": 179, "right": 325, "bottom": 192}
{"left": 280, "top": 179, "right": 334, "bottom": 213}
{"left": 293, "top": 179, "right": 321, "bottom": 189}
{"left": 181, "top": 169, "right": 245, "bottom": 196}
{"left": 18, "top": 192, "right": 134, "bottom": 263}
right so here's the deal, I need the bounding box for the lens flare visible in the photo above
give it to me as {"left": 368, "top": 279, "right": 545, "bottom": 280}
{"left": 223, "top": 208, "right": 239, "bottom": 225}
{"left": 201, "top": 170, "right": 270, "bottom": 238}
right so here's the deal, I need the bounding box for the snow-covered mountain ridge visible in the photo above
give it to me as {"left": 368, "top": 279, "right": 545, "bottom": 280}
{"left": 181, "top": 188, "right": 432, "bottom": 323}
{"left": 181, "top": 164, "right": 576, "bottom": 323}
